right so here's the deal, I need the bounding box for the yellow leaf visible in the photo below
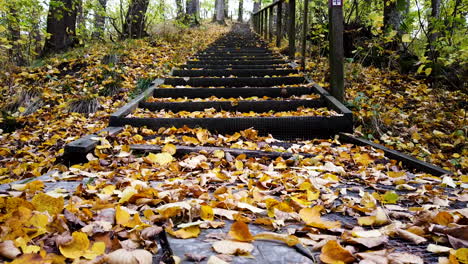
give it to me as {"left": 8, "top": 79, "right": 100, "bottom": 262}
{"left": 116, "top": 206, "right": 145, "bottom": 228}
{"left": 425, "top": 67, "right": 432, "bottom": 76}
{"left": 82, "top": 241, "right": 105, "bottom": 260}
{"left": 182, "top": 136, "right": 199, "bottom": 145}
{"left": 31, "top": 193, "right": 64, "bottom": 215}
{"left": 59, "top": 232, "right": 90, "bottom": 259}
{"left": 299, "top": 206, "right": 341, "bottom": 229}
{"left": 228, "top": 221, "right": 253, "bottom": 242}
{"left": 402, "top": 34, "right": 411, "bottom": 43}
{"left": 213, "top": 150, "right": 225, "bottom": 159}
{"left": 119, "top": 186, "right": 137, "bottom": 204}
{"left": 453, "top": 248, "right": 468, "bottom": 264}
{"left": 168, "top": 226, "right": 200, "bottom": 239}
{"left": 320, "top": 240, "right": 355, "bottom": 264}
{"left": 162, "top": 144, "right": 177, "bottom": 155}
{"left": 147, "top": 152, "right": 173, "bottom": 166}
{"left": 235, "top": 160, "right": 244, "bottom": 170}
{"left": 200, "top": 205, "right": 214, "bottom": 221}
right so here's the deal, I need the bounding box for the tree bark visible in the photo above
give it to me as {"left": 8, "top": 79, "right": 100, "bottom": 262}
{"left": 123, "top": 0, "right": 150, "bottom": 39}
{"left": 186, "top": 0, "right": 200, "bottom": 26}
{"left": 92, "top": 0, "right": 107, "bottom": 39}
{"left": 42, "top": 0, "right": 79, "bottom": 56}
{"left": 215, "top": 0, "right": 226, "bottom": 24}
{"left": 253, "top": 0, "right": 261, "bottom": 13}
{"left": 383, "top": 0, "right": 408, "bottom": 33}
{"left": 176, "top": 0, "right": 184, "bottom": 18}
{"left": 224, "top": 0, "right": 229, "bottom": 19}
{"left": 6, "top": 2, "right": 26, "bottom": 65}
{"left": 238, "top": 0, "right": 244, "bottom": 22}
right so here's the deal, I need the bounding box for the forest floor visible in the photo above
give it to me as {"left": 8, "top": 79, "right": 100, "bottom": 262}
{"left": 0, "top": 23, "right": 466, "bottom": 264}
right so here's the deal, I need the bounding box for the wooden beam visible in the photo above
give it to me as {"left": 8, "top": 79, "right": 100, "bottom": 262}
{"left": 301, "top": 0, "right": 310, "bottom": 69}
{"left": 329, "top": 0, "right": 344, "bottom": 102}
{"left": 339, "top": 133, "right": 452, "bottom": 176}
{"left": 268, "top": 7, "right": 274, "bottom": 42}
{"left": 130, "top": 144, "right": 315, "bottom": 159}
{"left": 288, "top": 0, "right": 296, "bottom": 59}
{"left": 276, "top": 3, "right": 283, "bottom": 47}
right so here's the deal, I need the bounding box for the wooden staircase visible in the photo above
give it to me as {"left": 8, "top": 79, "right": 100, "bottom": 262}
{"left": 108, "top": 24, "right": 353, "bottom": 139}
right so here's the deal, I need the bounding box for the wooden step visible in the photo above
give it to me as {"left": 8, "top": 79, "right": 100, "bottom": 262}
{"left": 172, "top": 69, "right": 297, "bottom": 77}
{"left": 153, "top": 86, "right": 315, "bottom": 98}
{"left": 163, "top": 77, "right": 305, "bottom": 87}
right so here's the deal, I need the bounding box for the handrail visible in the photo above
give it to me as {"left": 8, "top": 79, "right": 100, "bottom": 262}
{"left": 252, "top": 0, "right": 283, "bottom": 15}
{"left": 251, "top": 0, "right": 345, "bottom": 102}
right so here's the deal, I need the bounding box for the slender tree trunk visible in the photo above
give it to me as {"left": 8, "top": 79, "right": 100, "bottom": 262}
{"left": 123, "top": 0, "right": 150, "bottom": 39}
{"left": 383, "top": 0, "right": 408, "bottom": 33}
{"left": 216, "top": 0, "right": 226, "bottom": 24}
{"left": 6, "top": 3, "right": 26, "bottom": 65}
{"left": 253, "top": 0, "right": 261, "bottom": 13}
{"left": 176, "top": 0, "right": 184, "bottom": 18}
{"left": 238, "top": 0, "right": 244, "bottom": 22}
{"left": 92, "top": 0, "right": 108, "bottom": 40}
{"left": 42, "top": 0, "right": 79, "bottom": 56}
{"left": 224, "top": 0, "right": 229, "bottom": 19}
{"left": 186, "top": 0, "right": 200, "bottom": 26}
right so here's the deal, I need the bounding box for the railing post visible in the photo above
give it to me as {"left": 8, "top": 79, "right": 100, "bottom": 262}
{"left": 329, "top": 0, "right": 344, "bottom": 102}
{"left": 260, "top": 11, "right": 263, "bottom": 36}
{"left": 288, "top": 0, "right": 296, "bottom": 59}
{"left": 301, "top": 0, "right": 309, "bottom": 69}
{"left": 276, "top": 3, "right": 282, "bottom": 47}
{"left": 268, "top": 7, "right": 274, "bottom": 42}
{"left": 263, "top": 10, "right": 268, "bottom": 39}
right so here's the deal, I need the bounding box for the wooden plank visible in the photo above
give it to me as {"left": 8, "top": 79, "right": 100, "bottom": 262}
{"left": 276, "top": 2, "right": 283, "bottom": 47}
{"left": 163, "top": 77, "right": 305, "bottom": 87}
{"left": 301, "top": 0, "right": 310, "bottom": 69}
{"left": 64, "top": 126, "right": 124, "bottom": 153}
{"left": 172, "top": 69, "right": 297, "bottom": 77}
{"left": 152, "top": 86, "right": 315, "bottom": 99}
{"left": 110, "top": 78, "right": 164, "bottom": 119}
{"left": 130, "top": 144, "right": 315, "bottom": 159}
{"left": 268, "top": 7, "right": 274, "bottom": 42}
{"left": 288, "top": 0, "right": 296, "bottom": 59}
{"left": 252, "top": 0, "right": 283, "bottom": 15}
{"left": 110, "top": 116, "right": 353, "bottom": 139}
{"left": 339, "top": 133, "right": 452, "bottom": 176}
{"left": 329, "top": 2, "right": 344, "bottom": 102}
{"left": 139, "top": 99, "right": 324, "bottom": 112}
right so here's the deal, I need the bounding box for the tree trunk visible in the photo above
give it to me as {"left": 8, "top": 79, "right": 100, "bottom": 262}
{"left": 238, "top": 0, "right": 244, "bottom": 22}
{"left": 42, "top": 0, "right": 78, "bottom": 56}
{"left": 224, "top": 0, "right": 229, "bottom": 19}
{"left": 215, "top": 0, "right": 226, "bottom": 24}
{"left": 176, "top": 0, "right": 184, "bottom": 18}
{"left": 186, "top": 0, "right": 200, "bottom": 26}
{"left": 383, "top": 0, "right": 408, "bottom": 33}
{"left": 123, "top": 0, "right": 150, "bottom": 39}
{"left": 92, "top": 0, "right": 107, "bottom": 39}
{"left": 253, "top": 0, "right": 261, "bottom": 13}
{"left": 427, "top": 0, "right": 440, "bottom": 52}
{"left": 6, "top": 3, "right": 26, "bottom": 65}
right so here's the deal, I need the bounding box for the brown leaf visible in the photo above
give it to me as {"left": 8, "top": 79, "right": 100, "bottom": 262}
{"left": 228, "top": 221, "right": 253, "bottom": 242}
{"left": 320, "top": 240, "right": 355, "bottom": 264}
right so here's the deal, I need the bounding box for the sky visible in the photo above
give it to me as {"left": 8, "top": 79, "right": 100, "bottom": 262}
{"left": 106, "top": 0, "right": 257, "bottom": 21}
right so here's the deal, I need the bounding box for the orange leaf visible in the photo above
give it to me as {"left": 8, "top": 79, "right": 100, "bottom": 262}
{"left": 228, "top": 221, "right": 253, "bottom": 242}
{"left": 320, "top": 240, "right": 355, "bottom": 264}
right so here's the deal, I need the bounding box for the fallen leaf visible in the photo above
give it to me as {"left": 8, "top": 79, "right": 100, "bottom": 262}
{"left": 299, "top": 205, "right": 341, "bottom": 229}
{"left": 212, "top": 240, "right": 253, "bottom": 255}
{"left": 320, "top": 240, "right": 355, "bottom": 264}
{"left": 228, "top": 221, "right": 254, "bottom": 242}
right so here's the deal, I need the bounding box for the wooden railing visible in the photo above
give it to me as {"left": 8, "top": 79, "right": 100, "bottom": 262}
{"left": 252, "top": 0, "right": 345, "bottom": 102}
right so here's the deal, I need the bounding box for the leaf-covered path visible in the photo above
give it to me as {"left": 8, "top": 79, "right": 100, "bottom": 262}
{"left": 0, "top": 24, "right": 466, "bottom": 264}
